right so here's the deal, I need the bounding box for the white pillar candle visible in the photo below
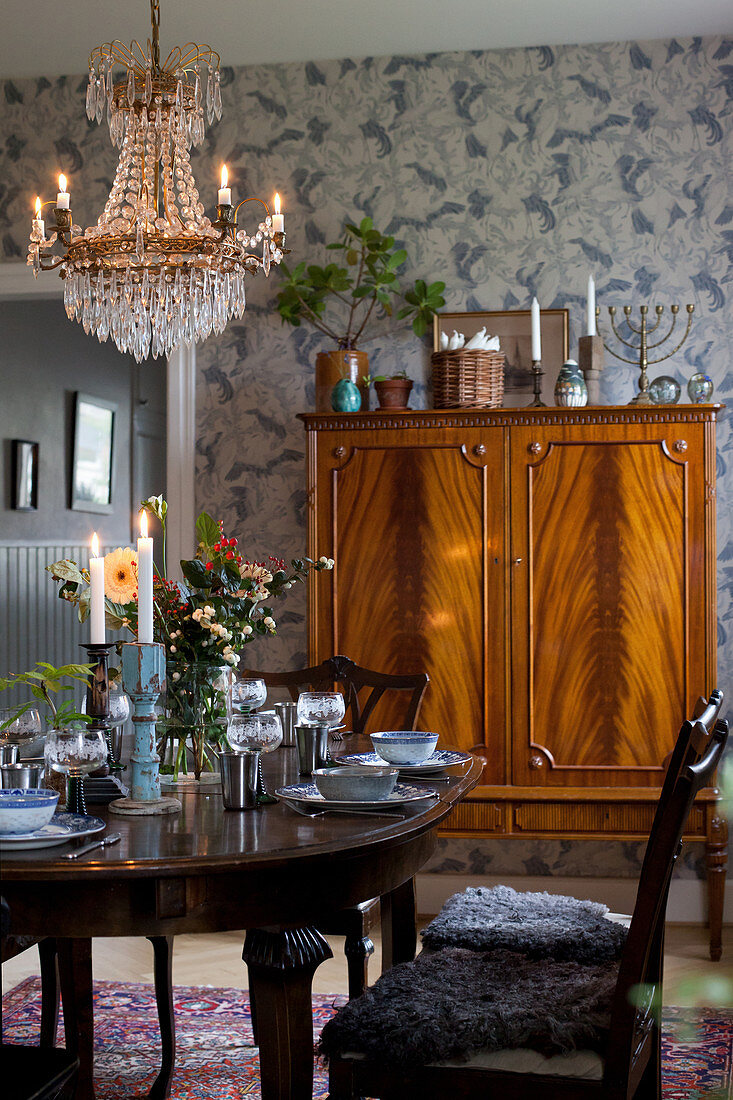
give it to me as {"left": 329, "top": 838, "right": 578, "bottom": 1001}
{"left": 531, "top": 297, "right": 542, "bottom": 361}
{"left": 89, "top": 533, "right": 106, "bottom": 644}
{"left": 587, "top": 275, "right": 597, "bottom": 336}
{"left": 56, "top": 173, "right": 70, "bottom": 210}
{"left": 137, "top": 510, "right": 154, "bottom": 644}
{"left": 218, "top": 164, "right": 231, "bottom": 206}
{"left": 272, "top": 192, "right": 284, "bottom": 233}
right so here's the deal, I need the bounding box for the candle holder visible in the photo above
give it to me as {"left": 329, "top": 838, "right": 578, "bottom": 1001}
{"left": 215, "top": 202, "right": 235, "bottom": 227}
{"left": 54, "top": 207, "right": 72, "bottom": 233}
{"left": 109, "top": 641, "right": 181, "bottom": 816}
{"left": 577, "top": 335, "right": 605, "bottom": 404}
{"left": 596, "top": 304, "right": 694, "bottom": 405}
{"left": 81, "top": 642, "right": 116, "bottom": 773}
{"left": 526, "top": 360, "right": 546, "bottom": 408}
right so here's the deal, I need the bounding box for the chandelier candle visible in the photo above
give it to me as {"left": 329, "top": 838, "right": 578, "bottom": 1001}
{"left": 272, "top": 193, "right": 284, "bottom": 233}
{"left": 89, "top": 532, "right": 106, "bottom": 645}
{"left": 218, "top": 164, "right": 231, "bottom": 206}
{"left": 137, "top": 511, "right": 154, "bottom": 644}
{"left": 27, "top": 0, "right": 287, "bottom": 361}
{"left": 56, "top": 174, "right": 70, "bottom": 210}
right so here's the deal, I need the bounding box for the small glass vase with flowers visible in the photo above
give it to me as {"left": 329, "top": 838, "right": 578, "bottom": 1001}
{"left": 47, "top": 495, "right": 333, "bottom": 783}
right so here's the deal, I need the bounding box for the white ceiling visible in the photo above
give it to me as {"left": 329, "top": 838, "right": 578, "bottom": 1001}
{"left": 2, "top": 0, "right": 732, "bottom": 78}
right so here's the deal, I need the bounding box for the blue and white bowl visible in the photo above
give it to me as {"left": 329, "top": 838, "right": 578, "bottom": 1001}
{"left": 0, "top": 788, "right": 60, "bottom": 835}
{"left": 370, "top": 731, "right": 440, "bottom": 766}
{"left": 312, "top": 765, "right": 398, "bottom": 802}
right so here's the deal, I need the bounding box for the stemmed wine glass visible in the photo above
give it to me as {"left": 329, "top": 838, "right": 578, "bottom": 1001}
{"left": 0, "top": 707, "right": 43, "bottom": 746}
{"left": 297, "top": 692, "right": 345, "bottom": 728}
{"left": 230, "top": 678, "right": 267, "bottom": 719}
{"left": 227, "top": 710, "right": 283, "bottom": 802}
{"left": 44, "top": 726, "right": 108, "bottom": 816}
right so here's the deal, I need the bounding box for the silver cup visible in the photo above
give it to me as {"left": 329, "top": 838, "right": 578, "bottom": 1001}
{"left": 1, "top": 762, "right": 44, "bottom": 789}
{"left": 220, "top": 749, "right": 260, "bottom": 810}
{"left": 296, "top": 724, "right": 330, "bottom": 775}
{"left": 0, "top": 744, "right": 19, "bottom": 766}
{"left": 274, "top": 702, "right": 298, "bottom": 747}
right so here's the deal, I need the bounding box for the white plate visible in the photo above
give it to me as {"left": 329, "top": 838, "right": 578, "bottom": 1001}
{"left": 336, "top": 749, "right": 472, "bottom": 776}
{"left": 275, "top": 781, "right": 437, "bottom": 811}
{"left": 0, "top": 813, "right": 106, "bottom": 851}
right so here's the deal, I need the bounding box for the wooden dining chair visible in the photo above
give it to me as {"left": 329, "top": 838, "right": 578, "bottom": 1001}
{"left": 322, "top": 702, "right": 729, "bottom": 1099}
{"left": 241, "top": 654, "right": 430, "bottom": 1000}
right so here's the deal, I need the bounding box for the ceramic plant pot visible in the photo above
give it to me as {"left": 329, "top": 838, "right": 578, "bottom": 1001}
{"left": 374, "top": 378, "right": 413, "bottom": 410}
{"left": 315, "top": 350, "right": 369, "bottom": 411}
{"left": 331, "top": 378, "right": 361, "bottom": 412}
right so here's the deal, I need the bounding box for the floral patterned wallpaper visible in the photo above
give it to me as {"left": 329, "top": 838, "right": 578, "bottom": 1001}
{"left": 1, "top": 34, "right": 730, "bottom": 881}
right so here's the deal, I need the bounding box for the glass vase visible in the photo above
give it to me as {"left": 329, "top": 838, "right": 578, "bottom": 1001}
{"left": 157, "top": 662, "right": 230, "bottom": 784}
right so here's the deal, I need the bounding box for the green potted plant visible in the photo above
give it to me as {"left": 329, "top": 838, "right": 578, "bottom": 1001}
{"left": 276, "top": 217, "right": 445, "bottom": 411}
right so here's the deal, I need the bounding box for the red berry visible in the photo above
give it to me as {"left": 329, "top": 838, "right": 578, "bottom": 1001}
{"left": 205, "top": 562, "right": 214, "bottom": 571}
{"left": 214, "top": 543, "right": 221, "bottom": 552}
{"left": 229, "top": 537, "right": 238, "bottom": 547}
{"left": 226, "top": 551, "right": 234, "bottom": 560}
{"left": 236, "top": 555, "right": 243, "bottom": 564}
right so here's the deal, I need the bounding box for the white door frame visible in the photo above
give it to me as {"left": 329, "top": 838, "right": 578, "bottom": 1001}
{"left": 0, "top": 262, "right": 196, "bottom": 570}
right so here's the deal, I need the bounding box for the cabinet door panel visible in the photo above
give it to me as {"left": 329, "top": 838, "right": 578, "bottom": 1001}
{"left": 314, "top": 434, "right": 505, "bottom": 780}
{"left": 511, "top": 424, "right": 706, "bottom": 788}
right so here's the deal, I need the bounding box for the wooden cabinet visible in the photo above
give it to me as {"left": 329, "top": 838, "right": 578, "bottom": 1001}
{"left": 301, "top": 406, "right": 725, "bottom": 958}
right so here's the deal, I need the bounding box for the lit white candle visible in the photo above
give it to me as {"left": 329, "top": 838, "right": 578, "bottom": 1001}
{"left": 33, "top": 196, "right": 44, "bottom": 238}
{"left": 56, "top": 173, "right": 70, "bottom": 210}
{"left": 137, "top": 510, "right": 154, "bottom": 644}
{"left": 531, "top": 297, "right": 542, "bottom": 361}
{"left": 272, "top": 192, "right": 284, "bottom": 233}
{"left": 218, "top": 164, "right": 231, "bottom": 206}
{"left": 587, "top": 275, "right": 597, "bottom": 336}
{"left": 89, "top": 532, "right": 106, "bottom": 644}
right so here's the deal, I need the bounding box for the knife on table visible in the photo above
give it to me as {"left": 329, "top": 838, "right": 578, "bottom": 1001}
{"left": 61, "top": 833, "right": 122, "bottom": 861}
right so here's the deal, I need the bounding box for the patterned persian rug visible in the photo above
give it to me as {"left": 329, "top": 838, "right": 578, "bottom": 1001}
{"left": 2, "top": 977, "right": 731, "bottom": 1099}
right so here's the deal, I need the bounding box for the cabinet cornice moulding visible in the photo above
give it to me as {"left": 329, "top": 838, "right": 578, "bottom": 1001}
{"left": 299, "top": 406, "right": 721, "bottom": 431}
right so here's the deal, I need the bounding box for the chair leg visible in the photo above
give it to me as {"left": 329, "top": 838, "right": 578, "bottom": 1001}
{"left": 38, "top": 937, "right": 60, "bottom": 1048}
{"left": 706, "top": 813, "right": 727, "bottom": 961}
{"left": 343, "top": 932, "right": 374, "bottom": 1000}
{"left": 147, "top": 936, "right": 176, "bottom": 1100}
{"left": 635, "top": 1028, "right": 662, "bottom": 1099}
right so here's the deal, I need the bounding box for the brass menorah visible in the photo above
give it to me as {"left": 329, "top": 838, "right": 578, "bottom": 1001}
{"left": 596, "top": 304, "right": 695, "bottom": 405}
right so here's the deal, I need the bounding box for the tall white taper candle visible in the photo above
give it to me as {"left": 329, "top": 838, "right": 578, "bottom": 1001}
{"left": 587, "top": 275, "right": 597, "bottom": 336}
{"left": 531, "top": 297, "right": 541, "bottom": 361}
{"left": 137, "top": 510, "right": 154, "bottom": 644}
{"left": 89, "top": 532, "right": 106, "bottom": 644}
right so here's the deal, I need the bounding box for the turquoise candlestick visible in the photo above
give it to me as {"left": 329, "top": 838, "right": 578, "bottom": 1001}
{"left": 109, "top": 641, "right": 181, "bottom": 816}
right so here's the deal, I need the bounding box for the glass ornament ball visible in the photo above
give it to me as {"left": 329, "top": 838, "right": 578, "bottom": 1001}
{"left": 687, "top": 372, "right": 714, "bottom": 404}
{"left": 648, "top": 375, "right": 681, "bottom": 405}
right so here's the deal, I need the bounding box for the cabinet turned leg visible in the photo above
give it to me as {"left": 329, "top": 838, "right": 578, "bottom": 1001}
{"left": 57, "top": 938, "right": 96, "bottom": 1100}
{"left": 147, "top": 936, "right": 176, "bottom": 1100}
{"left": 242, "top": 927, "right": 333, "bottom": 1100}
{"left": 706, "top": 814, "right": 728, "bottom": 962}
{"left": 380, "top": 877, "right": 417, "bottom": 972}
{"left": 38, "top": 938, "right": 60, "bottom": 1048}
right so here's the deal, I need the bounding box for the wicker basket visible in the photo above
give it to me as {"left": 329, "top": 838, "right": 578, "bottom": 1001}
{"left": 431, "top": 349, "right": 505, "bottom": 409}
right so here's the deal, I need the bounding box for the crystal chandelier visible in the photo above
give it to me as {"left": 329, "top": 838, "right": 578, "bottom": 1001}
{"left": 28, "top": 0, "right": 287, "bottom": 362}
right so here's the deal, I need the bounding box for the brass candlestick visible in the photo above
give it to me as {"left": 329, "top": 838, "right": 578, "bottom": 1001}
{"left": 596, "top": 304, "right": 694, "bottom": 405}
{"left": 526, "top": 360, "right": 546, "bottom": 408}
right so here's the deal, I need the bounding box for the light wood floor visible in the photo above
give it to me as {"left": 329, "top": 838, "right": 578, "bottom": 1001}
{"left": 3, "top": 922, "right": 731, "bottom": 1007}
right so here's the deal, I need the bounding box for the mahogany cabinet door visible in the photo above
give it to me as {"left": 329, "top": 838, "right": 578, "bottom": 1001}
{"left": 307, "top": 426, "right": 506, "bottom": 782}
{"left": 509, "top": 419, "right": 714, "bottom": 789}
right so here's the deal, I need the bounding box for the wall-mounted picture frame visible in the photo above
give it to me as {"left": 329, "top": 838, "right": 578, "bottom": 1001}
{"left": 11, "top": 439, "right": 39, "bottom": 511}
{"left": 71, "top": 393, "right": 116, "bottom": 514}
{"left": 434, "top": 309, "right": 570, "bottom": 406}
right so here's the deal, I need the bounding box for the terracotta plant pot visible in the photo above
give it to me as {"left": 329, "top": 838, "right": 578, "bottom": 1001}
{"left": 374, "top": 378, "right": 413, "bottom": 410}
{"left": 315, "top": 350, "right": 369, "bottom": 412}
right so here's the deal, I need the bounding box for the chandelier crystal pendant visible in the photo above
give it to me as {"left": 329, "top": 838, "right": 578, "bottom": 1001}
{"left": 28, "top": 0, "right": 287, "bottom": 362}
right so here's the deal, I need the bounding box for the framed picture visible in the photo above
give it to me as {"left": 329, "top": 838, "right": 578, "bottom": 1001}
{"left": 71, "top": 393, "right": 116, "bottom": 514}
{"left": 434, "top": 309, "right": 569, "bottom": 406}
{"left": 11, "top": 439, "right": 39, "bottom": 511}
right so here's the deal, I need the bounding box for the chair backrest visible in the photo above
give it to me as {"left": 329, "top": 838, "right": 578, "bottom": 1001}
{"left": 603, "top": 697, "right": 728, "bottom": 1093}
{"left": 240, "top": 654, "right": 429, "bottom": 735}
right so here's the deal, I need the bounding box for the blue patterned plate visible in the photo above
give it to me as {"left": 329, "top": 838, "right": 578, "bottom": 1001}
{"left": 275, "top": 781, "right": 437, "bottom": 811}
{"left": 335, "top": 749, "right": 472, "bottom": 776}
{"left": 0, "top": 813, "right": 106, "bottom": 851}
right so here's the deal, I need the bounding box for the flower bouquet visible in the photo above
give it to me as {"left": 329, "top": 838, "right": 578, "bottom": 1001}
{"left": 48, "top": 495, "right": 333, "bottom": 781}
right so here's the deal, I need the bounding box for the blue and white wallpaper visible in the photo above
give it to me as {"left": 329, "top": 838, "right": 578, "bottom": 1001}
{"left": 1, "top": 34, "right": 730, "bottom": 880}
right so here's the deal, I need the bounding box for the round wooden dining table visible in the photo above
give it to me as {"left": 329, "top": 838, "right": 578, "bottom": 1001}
{"left": 2, "top": 745, "right": 482, "bottom": 1100}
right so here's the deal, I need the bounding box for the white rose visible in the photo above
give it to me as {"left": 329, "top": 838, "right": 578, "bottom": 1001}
{"left": 170, "top": 645, "right": 177, "bottom": 653}
{"left": 172, "top": 671, "right": 180, "bottom": 681}
{"left": 263, "top": 616, "right": 275, "bottom": 628}
{"left": 243, "top": 624, "right": 253, "bottom": 635}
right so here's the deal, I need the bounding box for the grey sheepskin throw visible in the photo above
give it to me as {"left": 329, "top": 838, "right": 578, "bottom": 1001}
{"left": 421, "top": 885, "right": 627, "bottom": 963}
{"left": 319, "top": 947, "right": 618, "bottom": 1069}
